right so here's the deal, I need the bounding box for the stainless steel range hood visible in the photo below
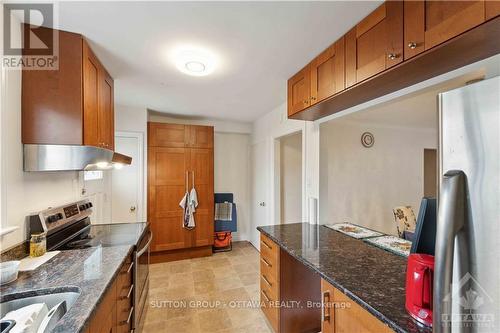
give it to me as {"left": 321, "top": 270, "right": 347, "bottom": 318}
{"left": 23, "top": 144, "right": 132, "bottom": 172}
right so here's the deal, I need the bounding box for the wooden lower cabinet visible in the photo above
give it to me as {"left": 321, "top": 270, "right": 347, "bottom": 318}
{"left": 84, "top": 255, "right": 134, "bottom": 333}
{"left": 260, "top": 234, "right": 280, "bottom": 332}
{"left": 321, "top": 279, "right": 394, "bottom": 333}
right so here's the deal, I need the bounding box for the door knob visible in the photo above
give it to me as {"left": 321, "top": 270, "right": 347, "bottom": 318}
{"left": 130, "top": 206, "right": 136, "bottom": 212}
{"left": 259, "top": 202, "right": 266, "bottom": 207}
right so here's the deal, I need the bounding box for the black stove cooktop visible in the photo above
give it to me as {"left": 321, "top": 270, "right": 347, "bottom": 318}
{"left": 60, "top": 222, "right": 148, "bottom": 250}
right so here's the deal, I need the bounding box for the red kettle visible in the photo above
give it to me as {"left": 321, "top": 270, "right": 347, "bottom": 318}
{"left": 405, "top": 253, "right": 434, "bottom": 327}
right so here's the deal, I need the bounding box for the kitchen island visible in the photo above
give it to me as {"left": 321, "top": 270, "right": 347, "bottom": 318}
{"left": 257, "top": 223, "right": 431, "bottom": 333}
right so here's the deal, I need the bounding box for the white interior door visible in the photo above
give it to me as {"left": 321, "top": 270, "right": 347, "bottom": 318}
{"left": 111, "top": 133, "right": 142, "bottom": 223}
{"left": 250, "top": 140, "right": 269, "bottom": 249}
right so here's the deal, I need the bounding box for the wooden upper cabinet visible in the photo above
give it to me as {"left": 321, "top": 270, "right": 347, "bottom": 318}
{"left": 22, "top": 28, "right": 114, "bottom": 150}
{"left": 98, "top": 71, "right": 115, "bottom": 150}
{"left": 188, "top": 125, "right": 214, "bottom": 148}
{"left": 486, "top": 0, "right": 500, "bottom": 20}
{"left": 148, "top": 123, "right": 214, "bottom": 148}
{"left": 310, "top": 37, "right": 345, "bottom": 105}
{"left": 148, "top": 123, "right": 188, "bottom": 148}
{"left": 345, "top": 1, "right": 404, "bottom": 85}
{"left": 287, "top": 65, "right": 311, "bottom": 116}
{"left": 404, "top": 0, "right": 486, "bottom": 60}
{"left": 83, "top": 40, "right": 114, "bottom": 150}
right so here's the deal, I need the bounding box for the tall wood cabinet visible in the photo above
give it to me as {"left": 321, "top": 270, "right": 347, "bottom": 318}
{"left": 22, "top": 28, "right": 115, "bottom": 150}
{"left": 148, "top": 123, "right": 214, "bottom": 256}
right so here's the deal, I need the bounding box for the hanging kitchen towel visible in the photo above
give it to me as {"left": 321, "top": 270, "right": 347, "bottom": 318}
{"left": 179, "top": 191, "right": 193, "bottom": 230}
{"left": 187, "top": 187, "right": 198, "bottom": 229}
{"left": 215, "top": 202, "right": 233, "bottom": 221}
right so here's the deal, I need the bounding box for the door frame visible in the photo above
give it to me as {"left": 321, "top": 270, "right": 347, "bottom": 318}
{"left": 272, "top": 129, "right": 306, "bottom": 225}
{"left": 112, "top": 131, "right": 145, "bottom": 222}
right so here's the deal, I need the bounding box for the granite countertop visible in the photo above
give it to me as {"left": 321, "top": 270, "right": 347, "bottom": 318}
{"left": 257, "top": 223, "right": 431, "bottom": 333}
{"left": 0, "top": 245, "right": 133, "bottom": 333}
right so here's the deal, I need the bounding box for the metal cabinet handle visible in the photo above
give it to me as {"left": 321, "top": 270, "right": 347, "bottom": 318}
{"left": 322, "top": 290, "right": 331, "bottom": 322}
{"left": 408, "top": 42, "right": 417, "bottom": 49}
{"left": 303, "top": 100, "right": 309, "bottom": 105}
{"left": 120, "top": 306, "right": 134, "bottom": 325}
{"left": 261, "top": 290, "right": 270, "bottom": 302}
{"left": 261, "top": 240, "right": 272, "bottom": 250}
{"left": 434, "top": 170, "right": 469, "bottom": 333}
{"left": 260, "top": 257, "right": 272, "bottom": 267}
{"left": 121, "top": 284, "right": 134, "bottom": 300}
{"left": 310, "top": 96, "right": 317, "bottom": 101}
{"left": 261, "top": 275, "right": 272, "bottom": 287}
{"left": 126, "top": 261, "right": 134, "bottom": 274}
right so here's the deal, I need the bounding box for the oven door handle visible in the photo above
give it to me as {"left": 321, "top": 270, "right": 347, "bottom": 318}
{"left": 136, "top": 231, "right": 153, "bottom": 258}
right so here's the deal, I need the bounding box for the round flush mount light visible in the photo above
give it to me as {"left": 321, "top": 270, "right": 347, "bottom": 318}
{"left": 170, "top": 45, "right": 218, "bottom": 76}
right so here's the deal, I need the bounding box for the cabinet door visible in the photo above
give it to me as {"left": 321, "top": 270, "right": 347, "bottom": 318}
{"left": 83, "top": 42, "right": 100, "bottom": 147}
{"left": 321, "top": 279, "right": 335, "bottom": 333}
{"left": 345, "top": 1, "right": 403, "bottom": 84}
{"left": 98, "top": 71, "right": 114, "bottom": 150}
{"left": 148, "top": 147, "right": 191, "bottom": 251}
{"left": 310, "top": 37, "right": 345, "bottom": 105}
{"left": 189, "top": 148, "right": 214, "bottom": 247}
{"left": 405, "top": 0, "right": 485, "bottom": 58}
{"left": 486, "top": 0, "right": 500, "bottom": 20}
{"left": 287, "top": 65, "right": 311, "bottom": 116}
{"left": 188, "top": 125, "right": 214, "bottom": 148}
{"left": 148, "top": 123, "right": 188, "bottom": 148}
{"left": 333, "top": 286, "right": 393, "bottom": 333}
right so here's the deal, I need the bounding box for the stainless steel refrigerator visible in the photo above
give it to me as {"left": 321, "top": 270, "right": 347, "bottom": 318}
{"left": 434, "top": 76, "right": 500, "bottom": 332}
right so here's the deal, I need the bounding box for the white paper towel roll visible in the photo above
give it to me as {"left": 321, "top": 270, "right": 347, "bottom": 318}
{"left": 308, "top": 197, "right": 318, "bottom": 224}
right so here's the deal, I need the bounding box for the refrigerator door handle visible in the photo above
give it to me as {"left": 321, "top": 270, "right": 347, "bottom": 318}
{"left": 434, "top": 170, "right": 469, "bottom": 333}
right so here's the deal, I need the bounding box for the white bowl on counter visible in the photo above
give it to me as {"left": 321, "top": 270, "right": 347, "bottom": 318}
{"left": 0, "top": 260, "right": 21, "bottom": 285}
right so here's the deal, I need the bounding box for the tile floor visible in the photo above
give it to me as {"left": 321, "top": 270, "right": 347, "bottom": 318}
{"left": 143, "top": 242, "right": 272, "bottom": 333}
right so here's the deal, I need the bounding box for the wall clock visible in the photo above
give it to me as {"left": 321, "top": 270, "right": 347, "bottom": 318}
{"left": 361, "top": 132, "right": 374, "bottom": 148}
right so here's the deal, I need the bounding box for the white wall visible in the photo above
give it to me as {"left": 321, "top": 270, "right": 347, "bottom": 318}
{"left": 250, "top": 103, "right": 319, "bottom": 249}
{"left": 0, "top": 18, "right": 81, "bottom": 249}
{"left": 280, "top": 133, "right": 302, "bottom": 224}
{"left": 214, "top": 133, "right": 250, "bottom": 241}
{"left": 319, "top": 120, "right": 437, "bottom": 235}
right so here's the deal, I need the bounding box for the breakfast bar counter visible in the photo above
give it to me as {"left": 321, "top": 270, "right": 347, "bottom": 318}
{"left": 257, "top": 223, "right": 431, "bottom": 333}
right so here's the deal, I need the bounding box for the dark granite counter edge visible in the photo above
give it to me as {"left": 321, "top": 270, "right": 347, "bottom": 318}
{"left": 257, "top": 226, "right": 407, "bottom": 333}
{"left": 77, "top": 245, "right": 135, "bottom": 333}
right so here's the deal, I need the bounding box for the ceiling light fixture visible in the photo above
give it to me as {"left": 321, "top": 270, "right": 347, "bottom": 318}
{"left": 170, "top": 45, "right": 218, "bottom": 77}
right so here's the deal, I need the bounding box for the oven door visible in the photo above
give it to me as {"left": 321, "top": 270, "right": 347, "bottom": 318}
{"left": 134, "top": 228, "right": 152, "bottom": 332}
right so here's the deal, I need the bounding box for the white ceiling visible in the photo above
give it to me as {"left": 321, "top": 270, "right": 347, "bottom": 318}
{"left": 56, "top": 1, "right": 381, "bottom": 122}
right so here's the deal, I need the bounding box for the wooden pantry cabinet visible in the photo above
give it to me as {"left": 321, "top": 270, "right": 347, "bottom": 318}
{"left": 22, "top": 28, "right": 115, "bottom": 150}
{"left": 148, "top": 123, "right": 214, "bottom": 261}
{"left": 321, "top": 279, "right": 394, "bottom": 333}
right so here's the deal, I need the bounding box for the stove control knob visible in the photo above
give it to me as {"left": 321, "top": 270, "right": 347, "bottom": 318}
{"left": 79, "top": 205, "right": 86, "bottom": 211}
{"left": 47, "top": 215, "right": 57, "bottom": 223}
{"left": 87, "top": 202, "right": 93, "bottom": 208}
{"left": 56, "top": 213, "right": 63, "bottom": 220}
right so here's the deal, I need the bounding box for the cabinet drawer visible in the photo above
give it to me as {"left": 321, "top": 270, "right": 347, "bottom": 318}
{"left": 260, "top": 256, "right": 279, "bottom": 283}
{"left": 260, "top": 274, "right": 278, "bottom": 300}
{"left": 261, "top": 289, "right": 279, "bottom": 332}
{"left": 260, "top": 234, "right": 279, "bottom": 262}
